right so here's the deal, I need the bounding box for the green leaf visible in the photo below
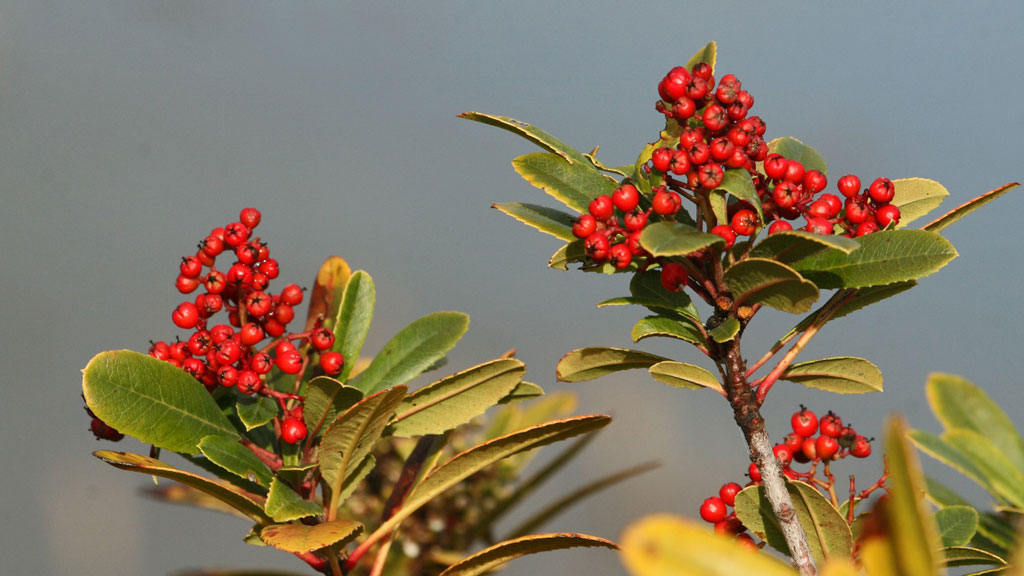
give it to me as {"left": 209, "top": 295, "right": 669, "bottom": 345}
{"left": 780, "top": 356, "right": 883, "bottom": 394}
{"left": 909, "top": 430, "right": 993, "bottom": 498}
{"left": 793, "top": 229, "right": 958, "bottom": 289}
{"left": 512, "top": 152, "right": 617, "bottom": 214}
{"left": 260, "top": 520, "right": 362, "bottom": 554}
{"left": 363, "top": 415, "right": 612, "bottom": 553}
{"left": 493, "top": 202, "right": 577, "bottom": 241}
{"left": 943, "top": 429, "right": 1024, "bottom": 508}
{"left": 926, "top": 373, "right": 1024, "bottom": 475}
{"left": 750, "top": 230, "right": 860, "bottom": 264}
{"left": 320, "top": 386, "right": 407, "bottom": 502}
{"left": 332, "top": 270, "right": 375, "bottom": 383}
{"left": 924, "top": 182, "right": 1019, "bottom": 232}
{"left": 264, "top": 477, "right": 322, "bottom": 522}
{"left": 94, "top": 450, "right": 271, "bottom": 524}
{"left": 709, "top": 190, "right": 728, "bottom": 228}
{"left": 883, "top": 417, "right": 943, "bottom": 576}
{"left": 198, "top": 436, "right": 273, "bottom": 489}
{"left": 236, "top": 396, "right": 279, "bottom": 431}
{"left": 389, "top": 358, "right": 525, "bottom": 437}
{"left": 935, "top": 506, "right": 979, "bottom": 547}
{"left": 457, "top": 112, "right": 589, "bottom": 165}
{"left": 303, "top": 377, "right": 363, "bottom": 440}
{"left": 335, "top": 454, "right": 375, "bottom": 504}
{"left": 943, "top": 546, "right": 1008, "bottom": 568}
{"left": 305, "top": 256, "right": 351, "bottom": 333}
{"left": 556, "top": 347, "right": 668, "bottom": 382}
{"left": 620, "top": 514, "right": 796, "bottom": 576}
{"left": 685, "top": 41, "right": 717, "bottom": 72}
{"left": 892, "top": 178, "right": 949, "bottom": 228}
{"left": 439, "top": 533, "right": 616, "bottom": 576}
{"left": 631, "top": 316, "right": 705, "bottom": 347}
{"left": 639, "top": 221, "right": 724, "bottom": 257}
{"left": 715, "top": 169, "right": 763, "bottom": 222}
{"left": 768, "top": 137, "right": 827, "bottom": 174}
{"left": 583, "top": 148, "right": 630, "bottom": 177}
{"left": 355, "top": 311, "right": 469, "bottom": 395}
{"left": 498, "top": 381, "right": 544, "bottom": 405}
{"left": 831, "top": 282, "right": 917, "bottom": 320}
{"left": 598, "top": 269, "right": 700, "bottom": 321}
{"left": 83, "top": 351, "right": 237, "bottom": 454}
{"left": 648, "top": 361, "right": 723, "bottom": 393}
{"left": 723, "top": 258, "right": 820, "bottom": 313}
{"left": 144, "top": 483, "right": 251, "bottom": 520}
{"left": 733, "top": 481, "right": 852, "bottom": 566}
{"left": 709, "top": 317, "right": 740, "bottom": 343}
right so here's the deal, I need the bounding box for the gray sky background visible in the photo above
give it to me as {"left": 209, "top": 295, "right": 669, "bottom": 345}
{"left": 2, "top": 2, "right": 1023, "bottom": 575}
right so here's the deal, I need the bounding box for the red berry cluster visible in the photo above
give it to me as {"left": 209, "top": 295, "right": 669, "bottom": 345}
{"left": 698, "top": 406, "right": 878, "bottom": 543}
{"left": 88, "top": 208, "right": 345, "bottom": 445}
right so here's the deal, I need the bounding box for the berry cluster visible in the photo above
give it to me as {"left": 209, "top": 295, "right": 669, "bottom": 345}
{"left": 88, "top": 208, "right": 344, "bottom": 445}
{"left": 571, "top": 60, "right": 902, "bottom": 278}
{"left": 698, "top": 406, "right": 881, "bottom": 545}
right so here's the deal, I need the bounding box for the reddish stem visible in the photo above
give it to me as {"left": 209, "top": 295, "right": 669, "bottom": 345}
{"left": 239, "top": 438, "right": 282, "bottom": 471}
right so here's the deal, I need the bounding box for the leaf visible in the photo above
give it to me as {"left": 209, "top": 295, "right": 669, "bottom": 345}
{"left": 582, "top": 148, "right": 630, "bottom": 177}
{"left": 302, "top": 377, "right": 364, "bottom": 440}
{"left": 260, "top": 520, "right": 362, "bottom": 554}
{"left": 493, "top": 202, "right": 577, "bottom": 241}
{"left": 556, "top": 347, "right": 668, "bottom": 382}
{"left": 926, "top": 373, "right": 1024, "bottom": 475}
{"left": 457, "top": 112, "right": 589, "bottom": 165}
{"left": 389, "top": 358, "right": 525, "bottom": 437}
{"left": 198, "top": 436, "right": 273, "bottom": 489}
{"left": 733, "top": 481, "right": 852, "bottom": 566}
{"left": 236, "top": 396, "right": 279, "bottom": 431}
{"left": 512, "top": 152, "right": 617, "bottom": 214}
{"left": 769, "top": 137, "right": 827, "bottom": 174}
{"left": 598, "top": 269, "right": 700, "bottom": 321}
{"left": 908, "top": 429, "right": 993, "bottom": 498}
{"left": 935, "top": 506, "right": 979, "bottom": 547}
{"left": 943, "top": 546, "right": 1008, "bottom": 568}
{"left": 724, "top": 258, "right": 820, "bottom": 313}
{"left": 891, "top": 178, "right": 949, "bottom": 228}
{"left": 320, "top": 386, "right": 407, "bottom": 501}
{"left": 632, "top": 316, "right": 705, "bottom": 347}
{"left": 685, "top": 41, "right": 717, "bottom": 72}
{"left": 793, "top": 229, "right": 958, "bottom": 289}
{"left": 780, "top": 356, "right": 883, "bottom": 394}
{"left": 943, "top": 429, "right": 1024, "bottom": 508}
{"left": 709, "top": 318, "right": 740, "bottom": 343}
{"left": 355, "top": 311, "right": 469, "bottom": 395}
{"left": 498, "top": 381, "right": 544, "bottom": 405}
{"left": 620, "top": 514, "right": 796, "bottom": 576}
{"left": 830, "top": 282, "right": 917, "bottom": 320}
{"left": 144, "top": 483, "right": 250, "bottom": 520}
{"left": 709, "top": 190, "right": 728, "bottom": 228}
{"left": 639, "top": 222, "right": 724, "bottom": 257}
{"left": 439, "top": 533, "right": 617, "bottom": 576}
{"left": 362, "top": 415, "right": 612, "bottom": 553}
{"left": 924, "top": 182, "right": 1019, "bottom": 232}
{"left": 715, "top": 169, "right": 763, "bottom": 222}
{"left": 648, "top": 361, "right": 723, "bottom": 393}
{"left": 94, "top": 450, "right": 270, "bottom": 524}
{"left": 750, "top": 230, "right": 860, "bottom": 264}
{"left": 304, "top": 256, "right": 351, "bottom": 332}
{"left": 264, "top": 477, "right": 322, "bottom": 522}
{"left": 505, "top": 461, "right": 660, "bottom": 539}
{"left": 332, "top": 270, "right": 375, "bottom": 383}
{"left": 881, "top": 417, "right": 943, "bottom": 576}
{"left": 335, "top": 454, "right": 375, "bottom": 504}
{"left": 83, "top": 351, "right": 237, "bottom": 454}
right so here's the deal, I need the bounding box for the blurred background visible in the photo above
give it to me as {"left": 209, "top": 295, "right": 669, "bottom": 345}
{"left": 2, "top": 2, "right": 1022, "bottom": 574}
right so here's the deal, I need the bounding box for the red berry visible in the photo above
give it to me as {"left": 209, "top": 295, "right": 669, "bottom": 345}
{"left": 731, "top": 209, "right": 758, "bottom": 236}
{"left": 250, "top": 352, "right": 273, "bottom": 374}
{"left": 223, "top": 222, "right": 251, "bottom": 248}
{"left": 180, "top": 255, "right": 204, "bottom": 278}
{"left": 584, "top": 232, "right": 610, "bottom": 262}
{"left": 819, "top": 193, "right": 842, "bottom": 217}
{"left": 714, "top": 518, "right": 744, "bottom": 535}
{"left": 588, "top": 195, "right": 615, "bottom": 221}
{"left": 181, "top": 357, "right": 206, "bottom": 380}
{"left": 276, "top": 350, "right": 304, "bottom": 374}
{"left": 703, "top": 104, "right": 728, "bottom": 132}
{"left": 176, "top": 274, "right": 200, "bottom": 294}
{"left": 819, "top": 413, "right": 843, "bottom": 437}
{"left": 837, "top": 175, "right": 862, "bottom": 198}
{"left": 719, "top": 482, "right": 742, "bottom": 507}
{"left": 273, "top": 303, "right": 295, "bottom": 325}
{"left": 816, "top": 435, "right": 840, "bottom": 460}
{"left": 804, "top": 216, "right": 832, "bottom": 236}
{"left": 875, "top": 204, "right": 901, "bottom": 228}
{"left": 688, "top": 142, "right": 711, "bottom": 166}
{"left": 609, "top": 243, "right": 633, "bottom": 270}
{"left": 187, "top": 331, "right": 212, "bottom": 356}
{"left": 844, "top": 196, "right": 872, "bottom": 225}
{"left": 236, "top": 370, "right": 263, "bottom": 394}
{"left": 803, "top": 170, "right": 828, "bottom": 195}
{"left": 245, "top": 291, "right": 272, "bottom": 318}
{"left": 868, "top": 177, "right": 896, "bottom": 204}
{"left": 172, "top": 302, "right": 201, "bottom": 329}
{"left": 711, "top": 224, "right": 737, "bottom": 249}
{"left": 612, "top": 184, "right": 640, "bottom": 213}
{"left": 281, "top": 417, "right": 307, "bottom": 444}
{"left": 320, "top": 351, "right": 345, "bottom": 376}
{"left": 801, "top": 437, "right": 818, "bottom": 461}
{"left": 201, "top": 235, "right": 225, "bottom": 257}
{"left": 768, "top": 220, "right": 793, "bottom": 235}
{"left": 651, "top": 148, "right": 672, "bottom": 173}
{"left": 783, "top": 432, "right": 804, "bottom": 454}
{"left": 239, "top": 322, "right": 265, "bottom": 346}
{"left": 572, "top": 214, "right": 598, "bottom": 239}
{"left": 748, "top": 462, "right": 762, "bottom": 483}
{"left": 669, "top": 149, "right": 691, "bottom": 175}
{"left": 660, "top": 262, "right": 688, "bottom": 292}
{"left": 213, "top": 340, "right": 242, "bottom": 366}
{"left": 280, "top": 284, "right": 304, "bottom": 306}
{"left": 772, "top": 181, "right": 800, "bottom": 209}
{"left": 807, "top": 200, "right": 833, "bottom": 220}
{"left": 855, "top": 221, "right": 880, "bottom": 237}
{"left": 651, "top": 190, "right": 680, "bottom": 215}
{"left": 773, "top": 444, "right": 794, "bottom": 467}
{"left": 310, "top": 327, "right": 335, "bottom": 351}
{"left": 239, "top": 207, "right": 262, "bottom": 229}
{"left": 851, "top": 436, "right": 873, "bottom": 458}
{"left": 764, "top": 154, "right": 788, "bottom": 181}
{"left": 217, "top": 365, "right": 238, "bottom": 388}
{"left": 275, "top": 340, "right": 296, "bottom": 355}
{"left": 698, "top": 163, "right": 725, "bottom": 189}
{"left": 673, "top": 97, "right": 697, "bottom": 120}
{"left": 699, "top": 496, "right": 729, "bottom": 523}
{"left": 791, "top": 408, "right": 818, "bottom": 437}
{"left": 623, "top": 210, "right": 648, "bottom": 231}
{"left": 783, "top": 160, "right": 806, "bottom": 184}
{"left": 226, "top": 263, "right": 254, "bottom": 290}
{"left": 89, "top": 417, "right": 124, "bottom": 441}
{"left": 256, "top": 258, "right": 280, "bottom": 279}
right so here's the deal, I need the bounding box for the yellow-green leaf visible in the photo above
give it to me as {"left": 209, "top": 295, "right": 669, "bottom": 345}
{"left": 685, "top": 41, "right": 717, "bottom": 73}
{"left": 264, "top": 477, "right": 322, "bottom": 522}
{"left": 923, "top": 182, "right": 1019, "bottom": 232}
{"left": 769, "top": 137, "right": 827, "bottom": 174}
{"left": 439, "top": 533, "right": 617, "bottom": 576}
{"left": 331, "top": 270, "right": 375, "bottom": 383}
{"left": 513, "top": 152, "right": 617, "bottom": 214}
{"left": 556, "top": 347, "right": 668, "bottom": 382}
{"left": 724, "top": 257, "right": 820, "bottom": 313}
{"left": 935, "top": 506, "right": 979, "bottom": 547}
{"left": 494, "top": 202, "right": 577, "bottom": 241}
{"left": 648, "top": 361, "right": 723, "bottom": 393}
{"left": 709, "top": 318, "right": 740, "bottom": 343}
{"left": 260, "top": 520, "right": 362, "bottom": 554}
{"left": 198, "top": 435, "right": 273, "bottom": 489}
{"left": 305, "top": 256, "right": 351, "bottom": 333}
{"left": 750, "top": 230, "right": 860, "bottom": 264}
{"left": 457, "top": 112, "right": 589, "bottom": 165}
{"left": 632, "top": 316, "right": 705, "bottom": 346}
{"left": 640, "top": 222, "right": 724, "bottom": 257}
{"left": 943, "top": 546, "right": 1007, "bottom": 568}
{"left": 780, "top": 356, "right": 883, "bottom": 394}
{"left": 355, "top": 311, "right": 469, "bottom": 395}
{"left": 302, "top": 377, "right": 363, "bottom": 440}
{"left": 892, "top": 178, "right": 949, "bottom": 228}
